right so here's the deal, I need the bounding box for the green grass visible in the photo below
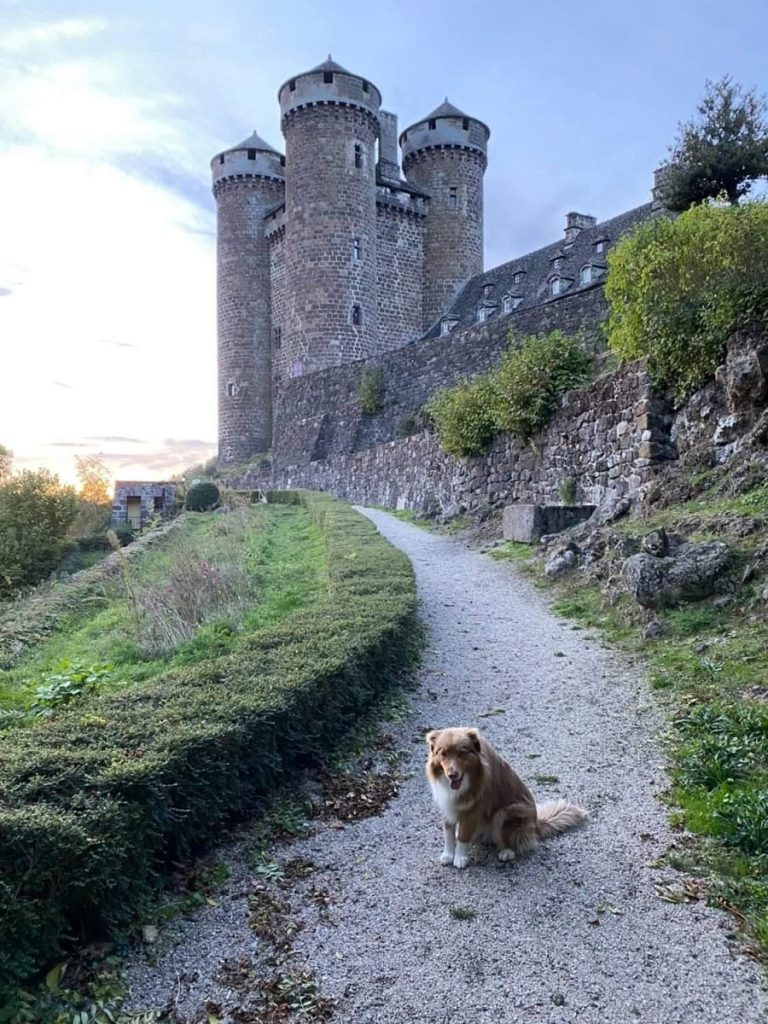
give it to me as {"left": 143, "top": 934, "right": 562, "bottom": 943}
{"left": 536, "top": 479, "right": 768, "bottom": 959}
{"left": 0, "top": 505, "right": 327, "bottom": 722}
{"left": 489, "top": 541, "right": 535, "bottom": 562}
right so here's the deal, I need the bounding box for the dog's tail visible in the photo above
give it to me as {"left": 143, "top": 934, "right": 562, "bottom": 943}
{"left": 536, "top": 799, "right": 588, "bottom": 839}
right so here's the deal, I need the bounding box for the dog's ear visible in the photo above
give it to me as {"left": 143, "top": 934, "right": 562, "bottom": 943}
{"left": 425, "top": 729, "right": 440, "bottom": 752}
{"left": 465, "top": 728, "right": 481, "bottom": 753}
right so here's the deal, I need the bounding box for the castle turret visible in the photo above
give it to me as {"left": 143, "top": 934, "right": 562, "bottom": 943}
{"left": 212, "top": 130, "right": 285, "bottom": 464}
{"left": 400, "top": 100, "right": 489, "bottom": 329}
{"left": 278, "top": 57, "right": 381, "bottom": 376}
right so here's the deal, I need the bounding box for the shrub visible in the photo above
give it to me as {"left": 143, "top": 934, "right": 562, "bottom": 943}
{"left": 605, "top": 201, "right": 768, "bottom": 399}
{"left": 493, "top": 330, "right": 591, "bottom": 440}
{"left": 427, "top": 376, "right": 498, "bottom": 456}
{"left": 356, "top": 366, "right": 385, "bottom": 415}
{"left": 559, "top": 477, "right": 578, "bottom": 505}
{"left": 111, "top": 521, "right": 134, "bottom": 547}
{"left": 185, "top": 481, "right": 221, "bottom": 512}
{"left": 397, "top": 407, "right": 433, "bottom": 437}
{"left": 0, "top": 492, "right": 418, "bottom": 997}
{"left": 427, "top": 331, "right": 590, "bottom": 456}
{"left": 0, "top": 470, "right": 79, "bottom": 598}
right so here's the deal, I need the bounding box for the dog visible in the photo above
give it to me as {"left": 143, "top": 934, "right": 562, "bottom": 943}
{"left": 426, "top": 726, "right": 587, "bottom": 868}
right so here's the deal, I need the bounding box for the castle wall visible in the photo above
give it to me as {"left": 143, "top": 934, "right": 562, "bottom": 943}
{"left": 272, "top": 285, "right": 607, "bottom": 466}
{"left": 281, "top": 104, "right": 379, "bottom": 375}
{"left": 215, "top": 176, "right": 285, "bottom": 464}
{"left": 404, "top": 148, "right": 485, "bottom": 329}
{"left": 375, "top": 202, "right": 426, "bottom": 352}
{"left": 234, "top": 360, "right": 674, "bottom": 514}
{"left": 266, "top": 214, "right": 288, "bottom": 383}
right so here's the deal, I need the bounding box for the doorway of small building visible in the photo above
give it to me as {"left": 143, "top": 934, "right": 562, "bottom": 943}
{"left": 126, "top": 496, "right": 141, "bottom": 529}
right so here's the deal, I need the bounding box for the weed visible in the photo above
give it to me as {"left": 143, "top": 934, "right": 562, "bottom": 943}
{"left": 449, "top": 906, "right": 476, "bottom": 922}
{"left": 532, "top": 774, "right": 560, "bottom": 785}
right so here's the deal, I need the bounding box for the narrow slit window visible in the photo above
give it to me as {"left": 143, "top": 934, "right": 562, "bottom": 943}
{"left": 324, "top": 71, "right": 333, "bottom": 84}
{"left": 351, "top": 304, "right": 362, "bottom": 326}
{"left": 247, "top": 148, "right": 256, "bottom": 160}
{"left": 428, "top": 119, "right": 436, "bottom": 130}
{"left": 362, "top": 79, "right": 369, "bottom": 93}
{"left": 448, "top": 186, "right": 458, "bottom": 209}
{"left": 273, "top": 327, "right": 282, "bottom": 348}
{"left": 353, "top": 238, "right": 362, "bottom": 261}
{"left": 226, "top": 382, "right": 236, "bottom": 397}
{"left": 462, "top": 118, "right": 469, "bottom": 130}
{"left": 354, "top": 143, "right": 363, "bottom": 169}
{"left": 289, "top": 79, "right": 296, "bottom": 92}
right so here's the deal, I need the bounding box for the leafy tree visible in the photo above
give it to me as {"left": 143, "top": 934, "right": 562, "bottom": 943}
{"left": 75, "top": 454, "right": 111, "bottom": 505}
{"left": 0, "top": 445, "right": 12, "bottom": 481}
{"left": 0, "top": 470, "right": 79, "bottom": 596}
{"left": 659, "top": 76, "right": 768, "bottom": 210}
{"left": 605, "top": 201, "right": 768, "bottom": 398}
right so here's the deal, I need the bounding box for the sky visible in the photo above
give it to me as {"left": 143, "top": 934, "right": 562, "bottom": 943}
{"left": 1, "top": 0, "right": 766, "bottom": 486}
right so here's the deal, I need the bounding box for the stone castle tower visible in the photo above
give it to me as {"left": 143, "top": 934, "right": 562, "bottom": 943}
{"left": 212, "top": 58, "right": 489, "bottom": 465}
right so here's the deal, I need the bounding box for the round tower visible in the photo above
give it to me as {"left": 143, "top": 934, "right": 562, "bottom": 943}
{"left": 278, "top": 57, "right": 381, "bottom": 376}
{"left": 211, "top": 130, "right": 285, "bottom": 465}
{"left": 400, "top": 100, "right": 489, "bottom": 329}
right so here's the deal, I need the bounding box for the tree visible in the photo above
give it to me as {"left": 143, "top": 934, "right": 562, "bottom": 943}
{"left": 0, "top": 445, "right": 11, "bottom": 481}
{"left": 0, "top": 470, "right": 79, "bottom": 596}
{"left": 75, "top": 454, "right": 111, "bottom": 505}
{"left": 659, "top": 76, "right": 768, "bottom": 211}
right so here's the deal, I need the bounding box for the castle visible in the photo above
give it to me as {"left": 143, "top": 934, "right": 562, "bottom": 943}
{"left": 212, "top": 57, "right": 660, "bottom": 467}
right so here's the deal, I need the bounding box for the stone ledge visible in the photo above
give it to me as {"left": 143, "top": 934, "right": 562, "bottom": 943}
{"left": 502, "top": 503, "right": 596, "bottom": 544}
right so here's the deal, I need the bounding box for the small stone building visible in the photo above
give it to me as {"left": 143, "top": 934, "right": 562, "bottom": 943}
{"left": 111, "top": 482, "right": 178, "bottom": 529}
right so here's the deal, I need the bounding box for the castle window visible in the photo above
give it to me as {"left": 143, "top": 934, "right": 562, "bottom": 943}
{"left": 362, "top": 79, "right": 369, "bottom": 93}
{"left": 553, "top": 257, "right": 563, "bottom": 271}
{"left": 353, "top": 237, "right": 362, "bottom": 261}
{"left": 551, "top": 277, "right": 570, "bottom": 297}
{"left": 441, "top": 320, "right": 451, "bottom": 336}
{"left": 580, "top": 265, "right": 593, "bottom": 286}
{"left": 280, "top": 155, "right": 286, "bottom": 167}
{"left": 226, "top": 382, "right": 236, "bottom": 397}
{"left": 247, "top": 148, "right": 256, "bottom": 160}
{"left": 477, "top": 306, "right": 491, "bottom": 323}
{"left": 323, "top": 71, "right": 333, "bottom": 84}
{"left": 462, "top": 118, "right": 469, "bottom": 130}
{"left": 448, "top": 186, "right": 458, "bottom": 209}
{"left": 273, "top": 326, "right": 282, "bottom": 348}
{"left": 354, "top": 143, "right": 363, "bottom": 169}
{"left": 289, "top": 79, "right": 296, "bottom": 92}
{"left": 595, "top": 239, "right": 607, "bottom": 254}
{"left": 502, "top": 295, "right": 522, "bottom": 313}
{"left": 428, "top": 119, "right": 436, "bottom": 130}
{"left": 513, "top": 271, "right": 524, "bottom": 283}
{"left": 351, "top": 304, "right": 362, "bottom": 326}
{"left": 483, "top": 283, "right": 494, "bottom": 298}
{"left": 219, "top": 155, "right": 225, "bottom": 165}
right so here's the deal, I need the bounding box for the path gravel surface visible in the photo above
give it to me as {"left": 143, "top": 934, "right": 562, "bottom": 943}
{"left": 125, "top": 509, "right": 768, "bottom": 1024}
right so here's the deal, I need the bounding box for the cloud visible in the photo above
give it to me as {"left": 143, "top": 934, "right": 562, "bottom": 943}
{"left": 122, "top": 154, "right": 213, "bottom": 214}
{"left": 52, "top": 380, "right": 74, "bottom": 389}
{"left": 0, "top": 288, "right": 12, "bottom": 298}
{"left": 85, "top": 435, "right": 145, "bottom": 443}
{"left": 98, "top": 339, "right": 141, "bottom": 350}
{"left": 1, "top": 18, "right": 108, "bottom": 53}
{"left": 48, "top": 441, "right": 91, "bottom": 448}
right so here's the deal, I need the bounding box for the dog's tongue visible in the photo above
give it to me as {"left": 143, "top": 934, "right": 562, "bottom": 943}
{"left": 450, "top": 778, "right": 462, "bottom": 790}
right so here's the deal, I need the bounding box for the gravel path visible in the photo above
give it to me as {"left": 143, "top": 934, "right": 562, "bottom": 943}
{"left": 125, "top": 509, "right": 767, "bottom": 1023}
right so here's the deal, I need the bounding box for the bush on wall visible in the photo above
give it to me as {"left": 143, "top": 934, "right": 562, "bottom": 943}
{"left": 0, "top": 492, "right": 418, "bottom": 998}
{"left": 605, "top": 201, "right": 768, "bottom": 399}
{"left": 427, "top": 330, "right": 591, "bottom": 457}
{"left": 356, "top": 366, "right": 385, "bottom": 414}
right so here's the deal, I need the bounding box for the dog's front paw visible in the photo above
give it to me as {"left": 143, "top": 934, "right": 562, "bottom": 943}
{"left": 440, "top": 850, "right": 454, "bottom": 866}
{"left": 453, "top": 853, "right": 469, "bottom": 869}
{"left": 497, "top": 848, "right": 515, "bottom": 863}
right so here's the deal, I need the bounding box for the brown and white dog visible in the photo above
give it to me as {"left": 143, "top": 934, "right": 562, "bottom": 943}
{"left": 426, "top": 726, "right": 587, "bottom": 868}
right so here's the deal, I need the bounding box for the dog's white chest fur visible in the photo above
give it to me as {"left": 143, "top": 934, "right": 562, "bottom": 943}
{"left": 430, "top": 776, "right": 463, "bottom": 824}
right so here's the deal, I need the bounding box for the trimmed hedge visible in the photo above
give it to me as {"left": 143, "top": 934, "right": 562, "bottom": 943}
{"left": 0, "top": 492, "right": 418, "bottom": 997}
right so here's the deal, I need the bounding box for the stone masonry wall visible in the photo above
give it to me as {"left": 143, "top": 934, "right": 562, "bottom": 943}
{"left": 272, "top": 284, "right": 608, "bottom": 466}
{"left": 403, "top": 147, "right": 485, "bottom": 329}
{"left": 375, "top": 202, "right": 426, "bottom": 351}
{"left": 235, "top": 361, "right": 674, "bottom": 514}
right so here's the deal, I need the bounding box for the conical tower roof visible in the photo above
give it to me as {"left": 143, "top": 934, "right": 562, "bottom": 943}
{"left": 222, "top": 129, "right": 280, "bottom": 155}
{"left": 308, "top": 55, "right": 352, "bottom": 76}
{"left": 423, "top": 98, "right": 472, "bottom": 122}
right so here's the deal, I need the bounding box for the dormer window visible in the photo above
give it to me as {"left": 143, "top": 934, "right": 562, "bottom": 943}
{"left": 553, "top": 257, "right": 563, "bottom": 271}
{"left": 428, "top": 119, "right": 436, "bottom": 130}
{"left": 440, "top": 320, "right": 451, "bottom": 336}
{"left": 483, "top": 283, "right": 494, "bottom": 298}
{"left": 448, "top": 186, "right": 458, "bottom": 209}
{"left": 502, "top": 294, "right": 522, "bottom": 314}
{"left": 550, "top": 277, "right": 570, "bottom": 297}
{"left": 323, "top": 71, "right": 333, "bottom": 84}
{"left": 594, "top": 238, "right": 608, "bottom": 254}
{"left": 477, "top": 306, "right": 491, "bottom": 323}
{"left": 580, "top": 265, "right": 593, "bottom": 286}
{"left": 513, "top": 271, "right": 524, "bottom": 284}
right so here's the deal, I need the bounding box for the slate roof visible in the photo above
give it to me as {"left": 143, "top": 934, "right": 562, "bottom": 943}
{"left": 222, "top": 129, "right": 281, "bottom": 156}
{"left": 309, "top": 56, "right": 352, "bottom": 75}
{"left": 424, "top": 202, "right": 657, "bottom": 339}
{"left": 424, "top": 98, "right": 472, "bottom": 121}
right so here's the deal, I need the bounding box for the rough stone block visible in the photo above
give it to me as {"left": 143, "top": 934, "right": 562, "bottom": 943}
{"left": 502, "top": 503, "right": 596, "bottom": 543}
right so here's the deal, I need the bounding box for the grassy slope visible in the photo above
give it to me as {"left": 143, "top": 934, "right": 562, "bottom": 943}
{"left": 500, "top": 481, "right": 768, "bottom": 958}
{"left": 0, "top": 505, "right": 326, "bottom": 716}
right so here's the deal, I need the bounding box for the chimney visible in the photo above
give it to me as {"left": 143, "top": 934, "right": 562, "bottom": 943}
{"left": 377, "top": 110, "right": 400, "bottom": 182}
{"left": 564, "top": 211, "right": 596, "bottom": 243}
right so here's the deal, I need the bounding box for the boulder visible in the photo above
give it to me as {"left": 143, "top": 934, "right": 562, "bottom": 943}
{"left": 642, "top": 528, "right": 669, "bottom": 557}
{"left": 622, "top": 541, "right": 732, "bottom": 609}
{"left": 545, "top": 548, "right": 578, "bottom": 579}
{"left": 503, "top": 503, "right": 595, "bottom": 543}
{"left": 725, "top": 328, "right": 768, "bottom": 409}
